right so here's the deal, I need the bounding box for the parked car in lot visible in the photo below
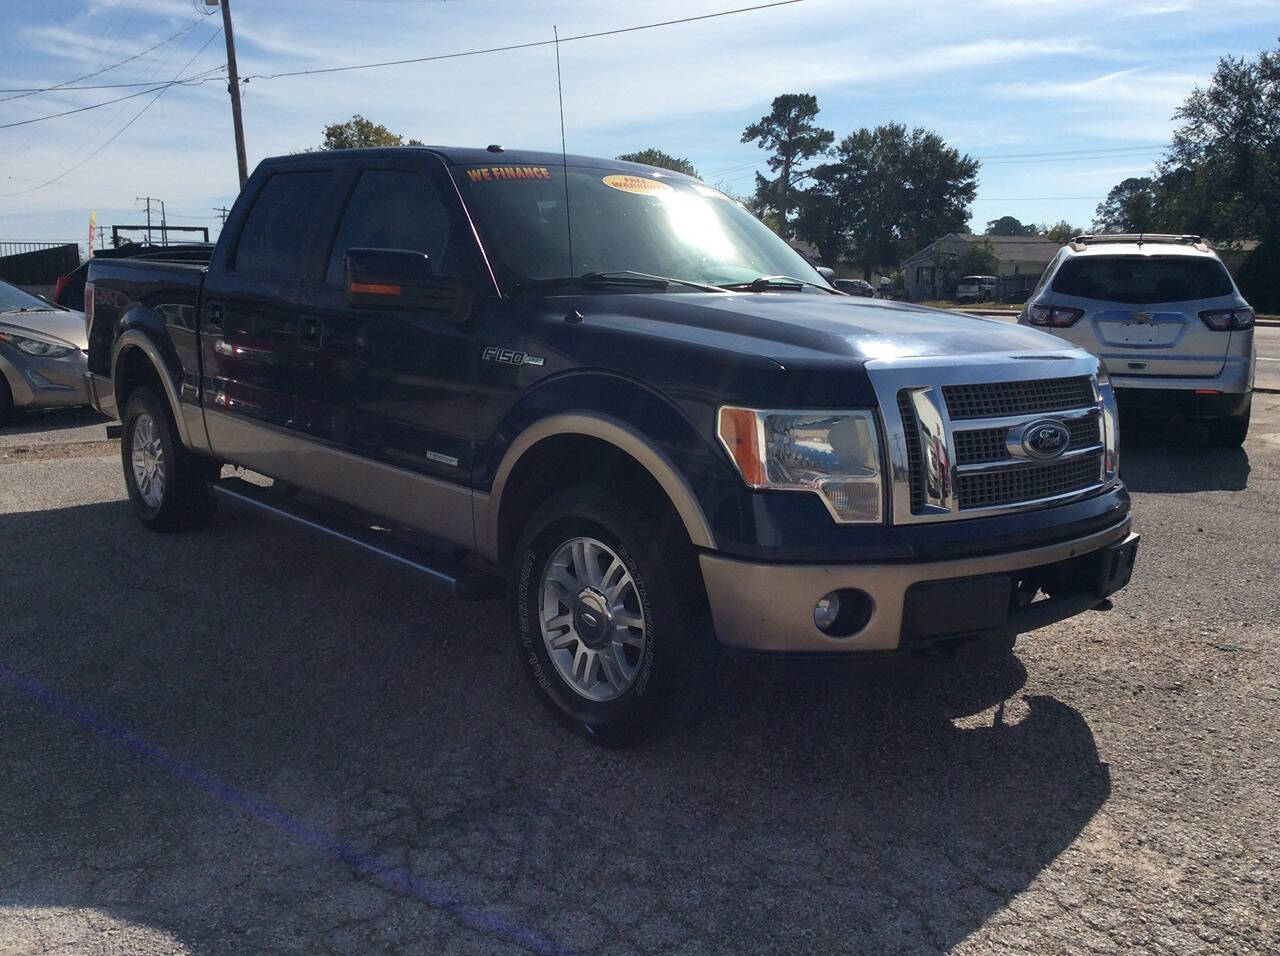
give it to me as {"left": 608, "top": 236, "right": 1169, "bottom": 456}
{"left": 0, "top": 278, "right": 89, "bottom": 425}
{"left": 956, "top": 275, "right": 998, "bottom": 302}
{"left": 1020, "top": 234, "right": 1255, "bottom": 446}
{"left": 86, "top": 147, "right": 1138, "bottom": 742}
{"left": 833, "top": 277, "right": 874, "bottom": 297}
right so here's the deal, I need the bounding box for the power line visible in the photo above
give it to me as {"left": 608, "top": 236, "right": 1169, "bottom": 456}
{"left": 973, "top": 143, "right": 1167, "bottom": 160}
{"left": 0, "top": 27, "right": 224, "bottom": 197}
{"left": 0, "top": 64, "right": 226, "bottom": 130}
{"left": 0, "top": 16, "right": 211, "bottom": 101}
{"left": 0, "top": 65, "right": 226, "bottom": 94}
{"left": 243, "top": 0, "right": 806, "bottom": 81}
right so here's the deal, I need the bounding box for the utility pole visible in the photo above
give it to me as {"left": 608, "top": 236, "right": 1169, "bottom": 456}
{"left": 213, "top": 0, "right": 249, "bottom": 189}
{"left": 136, "top": 196, "right": 154, "bottom": 244}
{"left": 160, "top": 200, "right": 168, "bottom": 245}
{"left": 214, "top": 206, "right": 230, "bottom": 226}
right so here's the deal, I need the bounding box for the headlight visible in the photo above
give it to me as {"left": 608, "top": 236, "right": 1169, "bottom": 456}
{"left": 1096, "top": 363, "right": 1119, "bottom": 478}
{"left": 0, "top": 331, "right": 75, "bottom": 358}
{"left": 717, "top": 406, "right": 884, "bottom": 523}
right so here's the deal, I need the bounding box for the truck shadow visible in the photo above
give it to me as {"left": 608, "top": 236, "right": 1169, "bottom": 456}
{"left": 1118, "top": 412, "right": 1250, "bottom": 492}
{"left": 0, "top": 501, "right": 1109, "bottom": 954}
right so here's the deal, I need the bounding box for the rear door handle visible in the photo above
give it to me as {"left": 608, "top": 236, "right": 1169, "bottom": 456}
{"left": 206, "top": 303, "right": 224, "bottom": 329}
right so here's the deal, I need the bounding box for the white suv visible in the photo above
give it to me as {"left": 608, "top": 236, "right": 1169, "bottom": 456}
{"left": 1020, "top": 235, "right": 1255, "bottom": 446}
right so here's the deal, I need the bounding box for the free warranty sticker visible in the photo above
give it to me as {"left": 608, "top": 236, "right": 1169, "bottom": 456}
{"left": 602, "top": 174, "right": 673, "bottom": 195}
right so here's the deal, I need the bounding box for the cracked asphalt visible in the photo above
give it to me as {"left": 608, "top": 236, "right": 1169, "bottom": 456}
{"left": 1, "top": 396, "right": 1277, "bottom": 954}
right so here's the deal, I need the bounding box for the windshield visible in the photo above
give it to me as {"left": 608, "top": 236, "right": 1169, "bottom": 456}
{"left": 1052, "top": 255, "right": 1234, "bottom": 303}
{"left": 454, "top": 164, "right": 828, "bottom": 292}
{"left": 0, "top": 278, "right": 58, "bottom": 313}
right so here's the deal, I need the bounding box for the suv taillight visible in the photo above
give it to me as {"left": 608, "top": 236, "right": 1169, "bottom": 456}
{"left": 83, "top": 282, "right": 94, "bottom": 340}
{"left": 1199, "top": 307, "right": 1253, "bottom": 331}
{"left": 1028, "top": 305, "right": 1084, "bottom": 328}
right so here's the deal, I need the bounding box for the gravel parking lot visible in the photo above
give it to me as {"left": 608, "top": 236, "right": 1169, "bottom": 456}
{"left": 1, "top": 398, "right": 1277, "bottom": 954}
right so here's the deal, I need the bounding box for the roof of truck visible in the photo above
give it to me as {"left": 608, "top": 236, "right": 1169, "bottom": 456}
{"left": 261, "top": 146, "right": 702, "bottom": 181}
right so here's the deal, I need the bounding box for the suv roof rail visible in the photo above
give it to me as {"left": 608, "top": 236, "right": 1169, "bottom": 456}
{"left": 1068, "top": 233, "right": 1208, "bottom": 252}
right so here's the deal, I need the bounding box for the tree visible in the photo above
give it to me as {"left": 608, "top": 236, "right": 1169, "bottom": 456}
{"left": 984, "top": 215, "right": 1038, "bottom": 236}
{"left": 794, "top": 123, "right": 978, "bottom": 280}
{"left": 954, "top": 239, "right": 997, "bottom": 277}
{"left": 318, "top": 114, "right": 424, "bottom": 150}
{"left": 741, "top": 93, "right": 834, "bottom": 239}
{"left": 616, "top": 148, "right": 698, "bottom": 178}
{"left": 1093, "top": 177, "right": 1163, "bottom": 232}
{"left": 1040, "top": 220, "right": 1081, "bottom": 243}
{"left": 1164, "top": 41, "right": 1280, "bottom": 245}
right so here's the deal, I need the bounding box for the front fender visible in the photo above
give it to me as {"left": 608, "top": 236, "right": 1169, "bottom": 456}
{"left": 476, "top": 370, "right": 737, "bottom": 558}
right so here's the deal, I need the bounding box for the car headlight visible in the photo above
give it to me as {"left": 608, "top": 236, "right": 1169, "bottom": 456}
{"left": 717, "top": 406, "right": 884, "bottom": 523}
{"left": 0, "top": 331, "right": 75, "bottom": 358}
{"left": 1095, "top": 363, "right": 1120, "bottom": 478}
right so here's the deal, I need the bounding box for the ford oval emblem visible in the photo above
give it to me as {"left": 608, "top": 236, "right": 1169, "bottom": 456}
{"left": 1021, "top": 419, "right": 1070, "bottom": 459}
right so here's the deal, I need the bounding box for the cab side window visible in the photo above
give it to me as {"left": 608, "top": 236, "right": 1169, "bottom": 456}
{"left": 325, "top": 170, "right": 460, "bottom": 284}
{"left": 233, "top": 170, "right": 330, "bottom": 276}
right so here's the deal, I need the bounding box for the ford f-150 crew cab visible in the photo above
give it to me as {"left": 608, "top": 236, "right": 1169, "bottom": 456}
{"left": 85, "top": 146, "right": 1139, "bottom": 743}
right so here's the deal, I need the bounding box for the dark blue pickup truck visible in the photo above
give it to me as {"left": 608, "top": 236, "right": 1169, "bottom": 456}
{"left": 85, "top": 146, "right": 1137, "bottom": 742}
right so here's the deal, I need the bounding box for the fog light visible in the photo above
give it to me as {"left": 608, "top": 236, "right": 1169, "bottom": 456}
{"left": 814, "top": 593, "right": 841, "bottom": 632}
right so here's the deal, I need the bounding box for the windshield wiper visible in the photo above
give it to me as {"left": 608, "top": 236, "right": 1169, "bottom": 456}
{"left": 719, "top": 275, "right": 839, "bottom": 294}
{"left": 510, "top": 271, "right": 724, "bottom": 294}
{"left": 0, "top": 307, "right": 55, "bottom": 315}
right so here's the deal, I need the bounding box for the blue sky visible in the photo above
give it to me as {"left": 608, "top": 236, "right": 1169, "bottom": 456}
{"left": 2, "top": 0, "right": 1278, "bottom": 253}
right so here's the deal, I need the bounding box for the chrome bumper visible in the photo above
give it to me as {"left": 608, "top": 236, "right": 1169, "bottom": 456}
{"left": 700, "top": 520, "right": 1134, "bottom": 654}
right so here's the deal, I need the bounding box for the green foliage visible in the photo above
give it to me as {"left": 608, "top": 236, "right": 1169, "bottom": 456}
{"left": 741, "top": 93, "right": 834, "bottom": 238}
{"left": 1093, "top": 177, "right": 1164, "bottom": 233}
{"left": 616, "top": 149, "right": 698, "bottom": 178}
{"left": 954, "top": 239, "right": 997, "bottom": 276}
{"left": 1164, "top": 42, "right": 1280, "bottom": 243}
{"left": 984, "top": 216, "right": 1038, "bottom": 236}
{"left": 319, "top": 115, "right": 424, "bottom": 150}
{"left": 1040, "top": 220, "right": 1080, "bottom": 244}
{"left": 795, "top": 122, "right": 977, "bottom": 279}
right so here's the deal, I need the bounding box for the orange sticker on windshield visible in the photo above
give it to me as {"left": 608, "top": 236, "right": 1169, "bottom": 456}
{"left": 603, "top": 174, "right": 672, "bottom": 195}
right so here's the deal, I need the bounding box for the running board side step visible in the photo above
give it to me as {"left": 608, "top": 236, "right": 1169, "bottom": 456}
{"left": 210, "top": 477, "right": 505, "bottom": 600}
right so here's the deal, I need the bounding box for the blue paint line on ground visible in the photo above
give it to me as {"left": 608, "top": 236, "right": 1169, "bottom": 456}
{"left": 0, "top": 662, "right": 564, "bottom": 956}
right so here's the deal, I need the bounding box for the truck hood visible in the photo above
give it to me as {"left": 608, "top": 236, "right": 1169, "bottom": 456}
{"left": 578, "top": 293, "right": 1071, "bottom": 365}
{"left": 0, "top": 308, "right": 87, "bottom": 350}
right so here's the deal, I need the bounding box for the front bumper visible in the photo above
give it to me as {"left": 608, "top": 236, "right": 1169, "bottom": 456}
{"left": 0, "top": 350, "right": 91, "bottom": 411}
{"left": 700, "top": 519, "right": 1137, "bottom": 654}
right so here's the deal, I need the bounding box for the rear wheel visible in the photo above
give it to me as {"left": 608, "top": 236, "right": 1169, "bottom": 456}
{"left": 121, "top": 386, "right": 219, "bottom": 531}
{"left": 1208, "top": 399, "right": 1250, "bottom": 448}
{"left": 512, "top": 484, "right": 715, "bottom": 745}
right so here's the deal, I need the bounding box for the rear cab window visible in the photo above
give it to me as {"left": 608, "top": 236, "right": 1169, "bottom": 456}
{"left": 1052, "top": 255, "right": 1234, "bottom": 303}
{"left": 232, "top": 170, "right": 332, "bottom": 277}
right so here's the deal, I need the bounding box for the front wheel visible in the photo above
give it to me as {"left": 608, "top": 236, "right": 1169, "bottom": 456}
{"left": 121, "top": 386, "right": 220, "bottom": 531}
{"left": 512, "top": 485, "right": 715, "bottom": 745}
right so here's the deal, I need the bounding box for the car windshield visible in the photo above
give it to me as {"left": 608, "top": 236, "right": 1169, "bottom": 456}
{"left": 0, "top": 279, "right": 57, "bottom": 313}
{"left": 1052, "top": 255, "right": 1234, "bottom": 303}
{"left": 454, "top": 164, "right": 828, "bottom": 292}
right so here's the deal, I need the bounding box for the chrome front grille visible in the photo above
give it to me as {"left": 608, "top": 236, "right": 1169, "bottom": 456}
{"left": 957, "top": 452, "right": 1104, "bottom": 510}
{"left": 942, "top": 376, "right": 1095, "bottom": 420}
{"left": 953, "top": 412, "right": 1102, "bottom": 466}
{"left": 876, "top": 356, "right": 1113, "bottom": 525}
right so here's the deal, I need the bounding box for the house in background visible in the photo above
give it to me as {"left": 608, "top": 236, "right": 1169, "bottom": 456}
{"left": 901, "top": 234, "right": 1060, "bottom": 302}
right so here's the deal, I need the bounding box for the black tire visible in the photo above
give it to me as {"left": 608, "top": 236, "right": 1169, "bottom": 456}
{"left": 121, "top": 386, "right": 220, "bottom": 531}
{"left": 0, "top": 374, "right": 13, "bottom": 426}
{"left": 512, "top": 484, "right": 716, "bottom": 746}
{"left": 1208, "top": 405, "right": 1250, "bottom": 448}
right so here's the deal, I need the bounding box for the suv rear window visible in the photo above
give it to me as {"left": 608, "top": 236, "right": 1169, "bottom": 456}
{"left": 1051, "top": 255, "right": 1233, "bottom": 303}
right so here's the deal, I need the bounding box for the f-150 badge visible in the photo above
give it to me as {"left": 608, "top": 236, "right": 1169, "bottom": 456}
{"left": 482, "top": 346, "right": 544, "bottom": 367}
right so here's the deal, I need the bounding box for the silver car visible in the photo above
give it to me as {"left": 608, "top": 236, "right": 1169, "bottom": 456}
{"left": 1020, "top": 235, "right": 1255, "bottom": 446}
{"left": 0, "top": 278, "right": 90, "bottom": 425}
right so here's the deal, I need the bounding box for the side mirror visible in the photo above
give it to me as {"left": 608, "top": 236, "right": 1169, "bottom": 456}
{"left": 345, "top": 248, "right": 469, "bottom": 321}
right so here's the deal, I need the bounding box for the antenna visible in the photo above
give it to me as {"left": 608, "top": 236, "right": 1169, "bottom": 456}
{"left": 553, "top": 25, "right": 574, "bottom": 277}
